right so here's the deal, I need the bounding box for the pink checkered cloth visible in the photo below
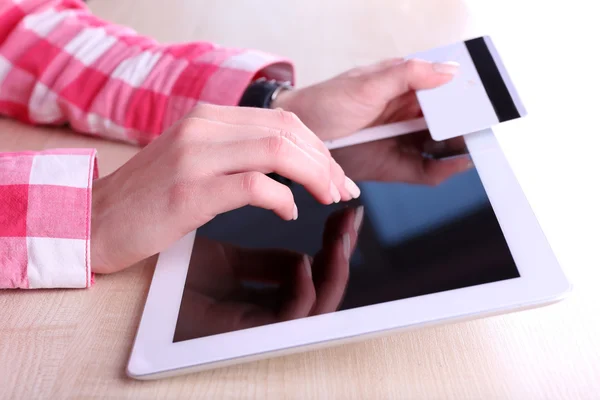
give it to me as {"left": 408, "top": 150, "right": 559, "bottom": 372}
{"left": 0, "top": 0, "right": 294, "bottom": 289}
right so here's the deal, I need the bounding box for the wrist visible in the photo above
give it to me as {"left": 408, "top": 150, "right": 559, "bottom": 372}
{"left": 269, "top": 87, "right": 326, "bottom": 139}
{"left": 270, "top": 86, "right": 296, "bottom": 110}
{"left": 239, "top": 78, "right": 293, "bottom": 109}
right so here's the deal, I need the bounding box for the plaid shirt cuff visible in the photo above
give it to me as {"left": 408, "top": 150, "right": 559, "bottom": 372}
{"left": 0, "top": 149, "right": 97, "bottom": 289}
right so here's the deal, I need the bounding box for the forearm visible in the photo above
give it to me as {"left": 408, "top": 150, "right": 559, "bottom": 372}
{"left": 0, "top": 0, "right": 294, "bottom": 145}
{"left": 0, "top": 0, "right": 296, "bottom": 289}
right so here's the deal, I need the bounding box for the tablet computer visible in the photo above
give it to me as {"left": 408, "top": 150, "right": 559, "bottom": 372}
{"left": 127, "top": 127, "right": 570, "bottom": 380}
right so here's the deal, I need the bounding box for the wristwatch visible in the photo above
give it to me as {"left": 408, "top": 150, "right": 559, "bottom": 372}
{"left": 238, "top": 78, "right": 292, "bottom": 109}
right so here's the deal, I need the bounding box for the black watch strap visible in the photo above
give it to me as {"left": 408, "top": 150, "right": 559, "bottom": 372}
{"left": 238, "top": 78, "right": 291, "bottom": 109}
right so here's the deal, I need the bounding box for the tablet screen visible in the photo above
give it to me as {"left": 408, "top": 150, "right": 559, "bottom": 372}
{"left": 173, "top": 167, "right": 520, "bottom": 342}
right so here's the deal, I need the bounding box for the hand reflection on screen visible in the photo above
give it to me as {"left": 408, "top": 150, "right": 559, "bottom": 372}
{"left": 174, "top": 206, "right": 363, "bottom": 342}
{"left": 421, "top": 131, "right": 468, "bottom": 160}
{"left": 332, "top": 129, "right": 470, "bottom": 185}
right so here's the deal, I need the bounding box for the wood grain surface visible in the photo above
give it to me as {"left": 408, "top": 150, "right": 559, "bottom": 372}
{"left": 1, "top": 0, "right": 598, "bottom": 398}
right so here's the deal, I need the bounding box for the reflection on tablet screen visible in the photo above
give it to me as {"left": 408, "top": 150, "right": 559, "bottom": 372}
{"left": 173, "top": 167, "right": 519, "bottom": 342}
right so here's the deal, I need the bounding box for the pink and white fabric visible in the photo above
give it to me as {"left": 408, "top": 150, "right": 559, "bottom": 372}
{"left": 0, "top": 149, "right": 97, "bottom": 289}
{"left": 0, "top": 0, "right": 294, "bottom": 289}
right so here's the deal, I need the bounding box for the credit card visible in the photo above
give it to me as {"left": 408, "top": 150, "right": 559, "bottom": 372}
{"left": 408, "top": 36, "right": 527, "bottom": 141}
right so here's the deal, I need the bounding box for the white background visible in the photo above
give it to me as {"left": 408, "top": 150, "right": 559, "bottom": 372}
{"left": 464, "top": 0, "right": 600, "bottom": 292}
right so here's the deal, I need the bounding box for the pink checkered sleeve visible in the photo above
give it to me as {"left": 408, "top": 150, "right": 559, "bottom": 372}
{"left": 0, "top": 149, "right": 97, "bottom": 289}
{"left": 0, "top": 0, "right": 294, "bottom": 145}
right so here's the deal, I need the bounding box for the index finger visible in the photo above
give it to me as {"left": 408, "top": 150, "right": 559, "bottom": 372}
{"left": 186, "top": 105, "right": 352, "bottom": 200}
{"left": 365, "top": 59, "right": 458, "bottom": 102}
{"left": 187, "top": 104, "right": 332, "bottom": 157}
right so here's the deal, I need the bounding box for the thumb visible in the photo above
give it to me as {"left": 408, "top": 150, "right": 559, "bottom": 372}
{"left": 364, "top": 59, "right": 459, "bottom": 101}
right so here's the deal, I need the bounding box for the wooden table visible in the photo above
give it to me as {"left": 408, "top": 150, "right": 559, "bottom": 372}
{"left": 1, "top": 0, "right": 599, "bottom": 398}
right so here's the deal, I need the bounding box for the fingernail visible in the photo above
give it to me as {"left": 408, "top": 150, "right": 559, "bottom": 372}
{"left": 293, "top": 204, "right": 298, "bottom": 220}
{"left": 432, "top": 61, "right": 459, "bottom": 75}
{"left": 302, "top": 254, "right": 312, "bottom": 278}
{"left": 344, "top": 177, "right": 361, "bottom": 199}
{"left": 342, "top": 233, "right": 351, "bottom": 261}
{"left": 353, "top": 206, "right": 364, "bottom": 233}
{"left": 330, "top": 181, "right": 341, "bottom": 203}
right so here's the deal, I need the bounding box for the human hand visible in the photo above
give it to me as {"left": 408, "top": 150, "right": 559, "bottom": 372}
{"left": 91, "top": 105, "right": 360, "bottom": 274}
{"left": 274, "top": 58, "right": 472, "bottom": 183}
{"left": 174, "top": 206, "right": 362, "bottom": 341}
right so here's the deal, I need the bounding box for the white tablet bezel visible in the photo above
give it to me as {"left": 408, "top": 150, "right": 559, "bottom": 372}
{"left": 127, "top": 128, "right": 571, "bottom": 380}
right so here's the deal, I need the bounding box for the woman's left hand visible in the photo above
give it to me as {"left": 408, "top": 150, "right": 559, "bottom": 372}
{"left": 274, "top": 58, "right": 473, "bottom": 184}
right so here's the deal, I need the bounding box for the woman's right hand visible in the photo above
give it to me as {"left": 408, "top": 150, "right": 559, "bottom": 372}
{"left": 91, "top": 104, "right": 359, "bottom": 274}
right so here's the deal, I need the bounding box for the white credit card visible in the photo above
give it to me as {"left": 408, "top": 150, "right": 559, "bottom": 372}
{"left": 324, "top": 35, "right": 527, "bottom": 149}
{"left": 408, "top": 36, "right": 526, "bottom": 141}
